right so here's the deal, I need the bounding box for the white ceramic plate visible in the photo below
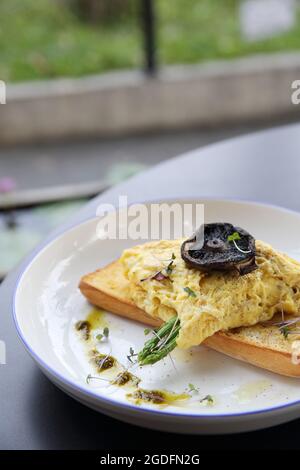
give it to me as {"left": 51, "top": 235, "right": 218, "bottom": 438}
{"left": 13, "top": 199, "right": 300, "bottom": 434}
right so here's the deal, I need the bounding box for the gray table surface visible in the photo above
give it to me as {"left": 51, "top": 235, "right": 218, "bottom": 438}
{"left": 2, "top": 123, "right": 300, "bottom": 450}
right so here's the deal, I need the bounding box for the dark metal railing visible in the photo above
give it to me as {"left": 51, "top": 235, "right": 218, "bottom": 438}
{"left": 141, "top": 0, "right": 157, "bottom": 75}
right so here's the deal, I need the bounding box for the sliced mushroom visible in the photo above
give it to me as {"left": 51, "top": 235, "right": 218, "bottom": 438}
{"left": 181, "top": 223, "right": 257, "bottom": 275}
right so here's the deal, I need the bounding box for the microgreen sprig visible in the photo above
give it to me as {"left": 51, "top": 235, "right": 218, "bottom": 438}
{"left": 86, "top": 374, "right": 110, "bottom": 385}
{"left": 96, "top": 326, "right": 110, "bottom": 342}
{"left": 200, "top": 394, "right": 214, "bottom": 406}
{"left": 141, "top": 253, "right": 176, "bottom": 283}
{"left": 227, "top": 231, "right": 251, "bottom": 254}
{"left": 188, "top": 383, "right": 199, "bottom": 394}
{"left": 262, "top": 315, "right": 300, "bottom": 340}
{"left": 183, "top": 287, "right": 197, "bottom": 298}
{"left": 127, "top": 347, "right": 138, "bottom": 364}
{"left": 281, "top": 326, "right": 290, "bottom": 339}
{"left": 227, "top": 232, "right": 241, "bottom": 243}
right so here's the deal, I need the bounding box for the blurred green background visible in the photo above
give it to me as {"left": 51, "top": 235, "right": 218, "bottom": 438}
{"left": 0, "top": 0, "right": 299, "bottom": 278}
{"left": 1, "top": 0, "right": 300, "bottom": 82}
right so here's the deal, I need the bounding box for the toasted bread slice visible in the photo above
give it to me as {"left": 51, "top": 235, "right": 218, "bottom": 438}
{"left": 79, "top": 261, "right": 300, "bottom": 377}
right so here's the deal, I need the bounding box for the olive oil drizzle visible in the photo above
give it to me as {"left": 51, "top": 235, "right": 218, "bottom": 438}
{"left": 86, "top": 308, "right": 108, "bottom": 330}
{"left": 126, "top": 388, "right": 189, "bottom": 406}
{"left": 77, "top": 309, "right": 213, "bottom": 408}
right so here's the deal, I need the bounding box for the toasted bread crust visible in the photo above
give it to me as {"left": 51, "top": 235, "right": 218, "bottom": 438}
{"left": 79, "top": 261, "right": 300, "bottom": 377}
{"left": 204, "top": 333, "right": 300, "bottom": 377}
{"left": 79, "top": 262, "right": 162, "bottom": 328}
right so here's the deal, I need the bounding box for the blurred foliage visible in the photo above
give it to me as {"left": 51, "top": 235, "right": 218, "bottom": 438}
{"left": 74, "top": 0, "right": 135, "bottom": 24}
{"left": 0, "top": 0, "right": 141, "bottom": 82}
{"left": 1, "top": 0, "right": 300, "bottom": 82}
{"left": 157, "top": 0, "right": 300, "bottom": 63}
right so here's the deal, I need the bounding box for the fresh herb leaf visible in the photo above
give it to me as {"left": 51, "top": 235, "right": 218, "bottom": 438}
{"left": 144, "top": 328, "right": 151, "bottom": 335}
{"left": 127, "top": 347, "right": 138, "bottom": 363}
{"left": 188, "top": 383, "right": 199, "bottom": 394}
{"left": 103, "top": 327, "right": 109, "bottom": 338}
{"left": 200, "top": 394, "right": 214, "bottom": 405}
{"left": 165, "top": 253, "right": 176, "bottom": 276}
{"left": 281, "top": 326, "right": 290, "bottom": 339}
{"left": 96, "top": 327, "right": 109, "bottom": 342}
{"left": 166, "top": 260, "right": 175, "bottom": 276}
{"left": 183, "top": 287, "right": 197, "bottom": 298}
{"left": 227, "top": 232, "right": 241, "bottom": 242}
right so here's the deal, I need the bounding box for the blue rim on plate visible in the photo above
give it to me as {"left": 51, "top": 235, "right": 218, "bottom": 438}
{"left": 12, "top": 197, "right": 300, "bottom": 420}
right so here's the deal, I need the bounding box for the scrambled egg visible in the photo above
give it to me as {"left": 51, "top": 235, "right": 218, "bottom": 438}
{"left": 121, "top": 240, "right": 300, "bottom": 349}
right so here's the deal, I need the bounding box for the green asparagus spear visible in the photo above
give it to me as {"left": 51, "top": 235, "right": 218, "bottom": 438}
{"left": 138, "top": 315, "right": 180, "bottom": 365}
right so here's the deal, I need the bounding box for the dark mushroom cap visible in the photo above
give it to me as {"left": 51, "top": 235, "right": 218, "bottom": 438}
{"left": 181, "top": 223, "right": 257, "bottom": 275}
